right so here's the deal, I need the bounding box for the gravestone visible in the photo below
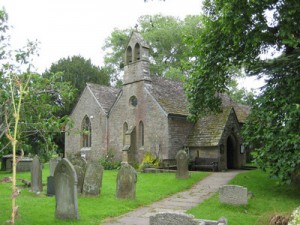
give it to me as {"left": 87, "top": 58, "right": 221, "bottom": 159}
{"left": 150, "top": 213, "right": 228, "bottom": 225}
{"left": 176, "top": 150, "right": 189, "bottom": 179}
{"left": 82, "top": 162, "right": 104, "bottom": 196}
{"left": 116, "top": 162, "right": 137, "bottom": 199}
{"left": 69, "top": 155, "right": 87, "bottom": 193}
{"left": 47, "top": 176, "right": 55, "bottom": 196}
{"left": 49, "top": 158, "right": 60, "bottom": 176}
{"left": 54, "top": 158, "right": 79, "bottom": 220}
{"left": 31, "top": 155, "right": 43, "bottom": 193}
{"left": 219, "top": 185, "right": 248, "bottom": 205}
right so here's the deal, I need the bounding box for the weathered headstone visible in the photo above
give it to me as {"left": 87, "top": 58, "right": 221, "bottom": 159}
{"left": 219, "top": 185, "right": 248, "bottom": 205}
{"left": 82, "top": 162, "right": 104, "bottom": 196}
{"left": 69, "top": 155, "right": 87, "bottom": 193}
{"left": 47, "top": 176, "right": 55, "bottom": 196}
{"left": 54, "top": 158, "right": 79, "bottom": 220}
{"left": 150, "top": 213, "right": 198, "bottom": 225}
{"left": 31, "top": 155, "right": 43, "bottom": 193}
{"left": 176, "top": 150, "right": 189, "bottom": 179}
{"left": 74, "top": 165, "right": 85, "bottom": 193}
{"left": 150, "top": 213, "right": 227, "bottom": 225}
{"left": 49, "top": 158, "right": 60, "bottom": 176}
{"left": 116, "top": 162, "right": 137, "bottom": 199}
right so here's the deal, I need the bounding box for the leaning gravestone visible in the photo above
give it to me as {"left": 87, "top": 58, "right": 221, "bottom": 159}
{"left": 69, "top": 155, "right": 87, "bottom": 193}
{"left": 176, "top": 150, "right": 189, "bottom": 179}
{"left": 54, "top": 158, "right": 79, "bottom": 220}
{"left": 219, "top": 185, "right": 248, "bottom": 205}
{"left": 82, "top": 162, "right": 104, "bottom": 196}
{"left": 116, "top": 162, "right": 137, "bottom": 199}
{"left": 31, "top": 155, "right": 43, "bottom": 193}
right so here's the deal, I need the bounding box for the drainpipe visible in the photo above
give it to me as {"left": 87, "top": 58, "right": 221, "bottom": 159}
{"left": 106, "top": 114, "right": 109, "bottom": 154}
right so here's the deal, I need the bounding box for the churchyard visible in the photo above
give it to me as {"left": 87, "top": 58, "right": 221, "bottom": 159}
{"left": 0, "top": 162, "right": 208, "bottom": 225}
{"left": 0, "top": 160, "right": 299, "bottom": 225}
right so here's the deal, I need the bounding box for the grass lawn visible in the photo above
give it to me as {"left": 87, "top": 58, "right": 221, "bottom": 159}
{"left": 0, "top": 164, "right": 209, "bottom": 225}
{"left": 188, "top": 169, "right": 300, "bottom": 225}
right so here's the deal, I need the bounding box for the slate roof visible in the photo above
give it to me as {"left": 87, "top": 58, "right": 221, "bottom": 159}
{"left": 186, "top": 107, "right": 233, "bottom": 147}
{"left": 86, "top": 83, "right": 120, "bottom": 114}
{"left": 145, "top": 76, "right": 189, "bottom": 116}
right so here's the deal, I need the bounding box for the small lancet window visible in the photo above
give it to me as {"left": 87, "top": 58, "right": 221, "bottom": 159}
{"left": 123, "top": 122, "right": 128, "bottom": 145}
{"left": 82, "top": 116, "right": 91, "bottom": 148}
{"left": 139, "top": 121, "right": 144, "bottom": 147}
{"left": 134, "top": 43, "right": 140, "bottom": 61}
{"left": 126, "top": 46, "right": 132, "bottom": 64}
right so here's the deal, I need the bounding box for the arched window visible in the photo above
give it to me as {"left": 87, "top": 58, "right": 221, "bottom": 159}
{"left": 126, "top": 46, "right": 132, "bottom": 64}
{"left": 123, "top": 122, "right": 128, "bottom": 145}
{"left": 134, "top": 43, "right": 140, "bottom": 61}
{"left": 139, "top": 121, "right": 144, "bottom": 147}
{"left": 82, "top": 116, "right": 91, "bottom": 148}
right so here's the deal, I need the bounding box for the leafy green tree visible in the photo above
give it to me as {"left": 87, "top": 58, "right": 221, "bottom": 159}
{"left": 102, "top": 14, "right": 202, "bottom": 82}
{"left": 45, "top": 55, "right": 110, "bottom": 115}
{"left": 184, "top": 0, "right": 300, "bottom": 183}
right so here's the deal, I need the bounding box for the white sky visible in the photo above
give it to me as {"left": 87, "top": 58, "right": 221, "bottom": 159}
{"left": 1, "top": 0, "right": 264, "bottom": 91}
{"left": 1, "top": 0, "right": 202, "bottom": 73}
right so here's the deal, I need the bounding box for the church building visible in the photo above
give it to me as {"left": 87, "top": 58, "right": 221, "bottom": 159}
{"left": 65, "top": 32, "right": 250, "bottom": 170}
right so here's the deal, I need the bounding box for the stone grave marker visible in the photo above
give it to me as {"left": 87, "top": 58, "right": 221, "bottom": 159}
{"left": 31, "top": 155, "right": 43, "bottom": 193}
{"left": 54, "top": 158, "right": 79, "bottom": 220}
{"left": 219, "top": 185, "right": 248, "bottom": 205}
{"left": 150, "top": 213, "right": 227, "bottom": 225}
{"left": 82, "top": 162, "right": 104, "bottom": 196}
{"left": 47, "top": 176, "right": 55, "bottom": 196}
{"left": 69, "top": 155, "right": 87, "bottom": 193}
{"left": 116, "top": 162, "right": 137, "bottom": 199}
{"left": 49, "top": 157, "right": 60, "bottom": 176}
{"left": 176, "top": 150, "right": 189, "bottom": 179}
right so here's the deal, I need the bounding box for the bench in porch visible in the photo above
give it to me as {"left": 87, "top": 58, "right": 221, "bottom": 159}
{"left": 191, "top": 157, "right": 218, "bottom": 171}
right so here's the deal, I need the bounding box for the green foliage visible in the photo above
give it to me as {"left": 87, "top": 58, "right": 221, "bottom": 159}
{"left": 99, "top": 150, "right": 121, "bottom": 170}
{"left": 188, "top": 170, "right": 300, "bottom": 225}
{"left": 0, "top": 8, "right": 76, "bottom": 161}
{"left": 184, "top": 0, "right": 300, "bottom": 183}
{"left": 44, "top": 55, "right": 110, "bottom": 115}
{"left": 290, "top": 207, "right": 300, "bottom": 225}
{"left": 138, "top": 152, "right": 160, "bottom": 171}
{"left": 102, "top": 14, "right": 202, "bottom": 82}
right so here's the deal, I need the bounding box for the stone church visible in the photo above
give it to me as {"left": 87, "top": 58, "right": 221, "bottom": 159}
{"left": 65, "top": 32, "right": 250, "bottom": 171}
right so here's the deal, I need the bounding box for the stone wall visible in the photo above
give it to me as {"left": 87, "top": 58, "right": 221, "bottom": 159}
{"left": 108, "top": 80, "right": 169, "bottom": 164}
{"left": 168, "top": 115, "right": 193, "bottom": 159}
{"left": 65, "top": 87, "right": 108, "bottom": 161}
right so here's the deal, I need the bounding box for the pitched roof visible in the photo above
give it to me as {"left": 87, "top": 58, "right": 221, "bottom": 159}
{"left": 220, "top": 94, "right": 251, "bottom": 123}
{"left": 86, "top": 83, "right": 120, "bottom": 114}
{"left": 186, "top": 107, "right": 235, "bottom": 147}
{"left": 145, "top": 76, "right": 189, "bottom": 116}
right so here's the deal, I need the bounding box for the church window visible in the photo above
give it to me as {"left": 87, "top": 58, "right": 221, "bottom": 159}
{"left": 129, "top": 96, "right": 138, "bottom": 107}
{"left": 82, "top": 116, "right": 91, "bottom": 148}
{"left": 134, "top": 43, "right": 140, "bottom": 61}
{"left": 126, "top": 46, "right": 132, "bottom": 64}
{"left": 123, "top": 122, "right": 128, "bottom": 145}
{"left": 139, "top": 121, "right": 144, "bottom": 147}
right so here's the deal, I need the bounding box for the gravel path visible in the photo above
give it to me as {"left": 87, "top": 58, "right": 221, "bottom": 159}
{"left": 101, "top": 170, "right": 243, "bottom": 225}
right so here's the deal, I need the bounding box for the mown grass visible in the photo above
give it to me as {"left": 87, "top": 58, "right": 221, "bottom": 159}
{"left": 0, "top": 164, "right": 209, "bottom": 225}
{"left": 188, "top": 169, "right": 300, "bottom": 225}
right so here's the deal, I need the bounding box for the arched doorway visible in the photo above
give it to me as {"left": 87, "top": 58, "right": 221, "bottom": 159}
{"left": 227, "top": 134, "right": 238, "bottom": 169}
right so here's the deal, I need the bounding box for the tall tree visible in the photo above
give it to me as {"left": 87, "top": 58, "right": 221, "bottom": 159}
{"left": 45, "top": 55, "right": 110, "bottom": 115}
{"left": 184, "top": 0, "right": 300, "bottom": 183}
{"left": 102, "top": 14, "right": 202, "bottom": 82}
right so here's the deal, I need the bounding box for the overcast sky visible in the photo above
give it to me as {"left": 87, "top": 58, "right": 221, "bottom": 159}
{"left": 2, "top": 0, "right": 202, "bottom": 73}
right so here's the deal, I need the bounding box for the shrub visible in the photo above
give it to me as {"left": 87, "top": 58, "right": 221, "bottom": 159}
{"left": 138, "top": 152, "right": 160, "bottom": 171}
{"left": 99, "top": 150, "right": 121, "bottom": 170}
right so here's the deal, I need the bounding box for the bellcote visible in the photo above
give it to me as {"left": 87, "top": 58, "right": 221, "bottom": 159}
{"left": 123, "top": 31, "right": 151, "bottom": 84}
